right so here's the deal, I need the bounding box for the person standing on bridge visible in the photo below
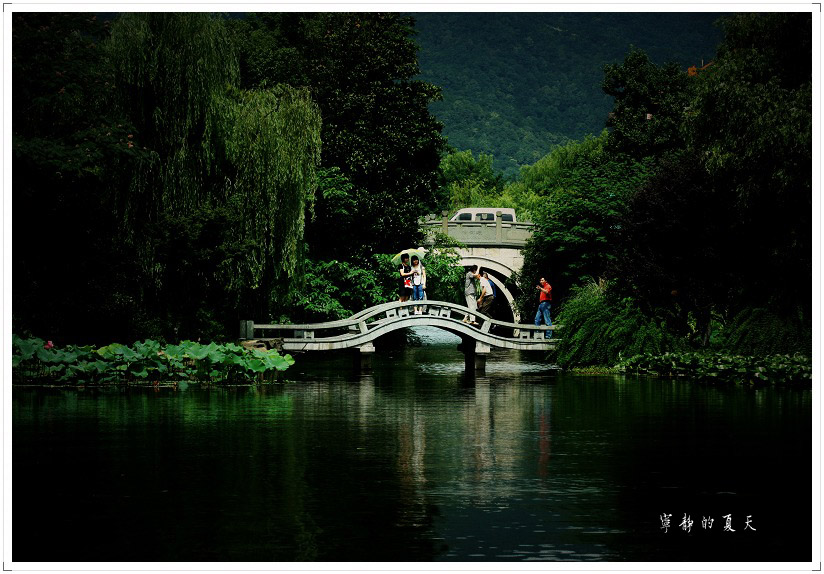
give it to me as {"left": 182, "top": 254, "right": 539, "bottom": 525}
{"left": 398, "top": 253, "right": 414, "bottom": 302}
{"left": 534, "top": 277, "right": 553, "bottom": 338}
{"left": 410, "top": 255, "right": 426, "bottom": 314}
{"left": 477, "top": 271, "right": 495, "bottom": 317}
{"left": 463, "top": 265, "right": 480, "bottom": 325}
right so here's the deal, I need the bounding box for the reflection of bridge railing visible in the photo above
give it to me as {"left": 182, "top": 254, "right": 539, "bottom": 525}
{"left": 241, "top": 301, "right": 558, "bottom": 362}
{"left": 422, "top": 212, "right": 534, "bottom": 247}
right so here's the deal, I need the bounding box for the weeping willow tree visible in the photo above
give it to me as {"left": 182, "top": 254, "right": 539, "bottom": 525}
{"left": 108, "top": 13, "right": 237, "bottom": 227}
{"left": 219, "top": 86, "right": 321, "bottom": 315}
{"left": 106, "top": 13, "right": 322, "bottom": 331}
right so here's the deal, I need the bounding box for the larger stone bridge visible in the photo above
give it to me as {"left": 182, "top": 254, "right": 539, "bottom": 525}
{"left": 241, "top": 300, "right": 557, "bottom": 372}
{"left": 422, "top": 211, "right": 534, "bottom": 322}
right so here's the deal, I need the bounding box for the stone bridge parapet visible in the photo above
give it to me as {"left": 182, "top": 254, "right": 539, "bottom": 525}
{"left": 242, "top": 300, "right": 558, "bottom": 372}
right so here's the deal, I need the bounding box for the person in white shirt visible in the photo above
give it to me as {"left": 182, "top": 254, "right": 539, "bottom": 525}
{"left": 477, "top": 271, "right": 495, "bottom": 317}
{"left": 410, "top": 255, "right": 426, "bottom": 314}
{"left": 463, "top": 265, "right": 480, "bottom": 324}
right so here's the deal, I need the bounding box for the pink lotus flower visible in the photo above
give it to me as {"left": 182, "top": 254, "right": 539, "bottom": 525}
{"left": 44, "top": 341, "right": 54, "bottom": 350}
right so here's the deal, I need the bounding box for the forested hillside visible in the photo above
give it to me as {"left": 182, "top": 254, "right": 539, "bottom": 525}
{"left": 412, "top": 12, "right": 724, "bottom": 176}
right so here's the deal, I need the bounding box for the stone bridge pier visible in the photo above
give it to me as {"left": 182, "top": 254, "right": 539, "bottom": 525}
{"left": 457, "top": 338, "right": 492, "bottom": 372}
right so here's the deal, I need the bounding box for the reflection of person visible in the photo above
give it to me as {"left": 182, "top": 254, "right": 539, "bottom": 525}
{"left": 463, "top": 265, "right": 480, "bottom": 324}
{"left": 477, "top": 271, "right": 495, "bottom": 316}
{"left": 534, "top": 277, "right": 553, "bottom": 338}
{"left": 398, "top": 253, "right": 413, "bottom": 302}
{"left": 410, "top": 255, "right": 426, "bottom": 314}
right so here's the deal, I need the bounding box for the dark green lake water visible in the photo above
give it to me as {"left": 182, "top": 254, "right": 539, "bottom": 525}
{"left": 12, "top": 331, "right": 812, "bottom": 562}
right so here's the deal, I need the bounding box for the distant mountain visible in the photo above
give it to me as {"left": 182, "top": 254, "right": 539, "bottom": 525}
{"left": 411, "top": 12, "right": 725, "bottom": 177}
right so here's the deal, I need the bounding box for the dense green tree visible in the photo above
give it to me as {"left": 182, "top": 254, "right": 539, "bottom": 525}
{"left": 107, "top": 14, "right": 322, "bottom": 327}
{"left": 601, "top": 48, "right": 693, "bottom": 159}
{"left": 605, "top": 13, "right": 811, "bottom": 351}
{"left": 228, "top": 13, "right": 447, "bottom": 260}
{"left": 303, "top": 167, "right": 358, "bottom": 261}
{"left": 612, "top": 13, "right": 811, "bottom": 346}
{"left": 614, "top": 152, "right": 728, "bottom": 345}
{"left": 11, "top": 13, "right": 143, "bottom": 343}
{"left": 439, "top": 149, "right": 506, "bottom": 212}
{"left": 515, "top": 133, "right": 653, "bottom": 317}
{"left": 685, "top": 13, "right": 812, "bottom": 315}
{"left": 106, "top": 13, "right": 238, "bottom": 249}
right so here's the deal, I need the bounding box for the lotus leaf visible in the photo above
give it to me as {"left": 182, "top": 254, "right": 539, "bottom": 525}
{"left": 206, "top": 349, "right": 225, "bottom": 363}
{"left": 133, "top": 340, "right": 161, "bottom": 357}
{"left": 36, "top": 347, "right": 61, "bottom": 363}
{"left": 12, "top": 335, "right": 297, "bottom": 384}
{"left": 130, "top": 366, "right": 149, "bottom": 378}
{"left": 246, "top": 359, "right": 267, "bottom": 373}
{"left": 14, "top": 336, "right": 43, "bottom": 361}
{"left": 89, "top": 360, "right": 111, "bottom": 373}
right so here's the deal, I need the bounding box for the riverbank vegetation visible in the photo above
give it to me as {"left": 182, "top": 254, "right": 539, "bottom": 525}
{"left": 12, "top": 336, "right": 294, "bottom": 385}
{"left": 618, "top": 352, "right": 812, "bottom": 388}
{"left": 12, "top": 13, "right": 811, "bottom": 385}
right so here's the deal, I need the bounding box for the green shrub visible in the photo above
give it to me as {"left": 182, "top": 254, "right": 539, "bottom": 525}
{"left": 553, "top": 279, "right": 686, "bottom": 368}
{"left": 713, "top": 306, "right": 811, "bottom": 356}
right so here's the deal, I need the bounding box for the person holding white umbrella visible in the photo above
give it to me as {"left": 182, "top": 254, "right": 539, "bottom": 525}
{"left": 397, "top": 253, "right": 413, "bottom": 302}
{"left": 391, "top": 247, "right": 428, "bottom": 304}
{"left": 410, "top": 255, "right": 427, "bottom": 314}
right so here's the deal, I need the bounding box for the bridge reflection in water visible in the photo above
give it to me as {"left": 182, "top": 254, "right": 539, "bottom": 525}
{"left": 241, "top": 301, "right": 558, "bottom": 372}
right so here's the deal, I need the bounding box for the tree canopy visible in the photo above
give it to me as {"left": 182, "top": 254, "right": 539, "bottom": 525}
{"left": 228, "top": 13, "right": 447, "bottom": 261}
{"left": 13, "top": 13, "right": 324, "bottom": 342}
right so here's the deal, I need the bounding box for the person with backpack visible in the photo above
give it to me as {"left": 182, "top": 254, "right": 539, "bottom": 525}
{"left": 477, "top": 271, "right": 496, "bottom": 317}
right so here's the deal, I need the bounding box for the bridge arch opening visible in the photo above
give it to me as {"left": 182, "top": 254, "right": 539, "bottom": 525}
{"left": 459, "top": 258, "right": 520, "bottom": 324}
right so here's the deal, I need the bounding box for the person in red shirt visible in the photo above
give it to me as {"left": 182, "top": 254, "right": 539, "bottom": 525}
{"left": 534, "top": 277, "right": 553, "bottom": 338}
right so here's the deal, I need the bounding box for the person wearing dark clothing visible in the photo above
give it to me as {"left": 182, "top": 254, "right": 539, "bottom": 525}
{"left": 398, "top": 254, "right": 413, "bottom": 302}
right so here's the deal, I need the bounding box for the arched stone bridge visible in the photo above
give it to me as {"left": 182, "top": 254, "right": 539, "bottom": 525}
{"left": 241, "top": 300, "right": 558, "bottom": 371}
{"left": 423, "top": 211, "right": 534, "bottom": 323}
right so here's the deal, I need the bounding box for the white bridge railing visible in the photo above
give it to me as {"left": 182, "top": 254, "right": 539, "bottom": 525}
{"left": 241, "top": 300, "right": 558, "bottom": 353}
{"left": 421, "top": 211, "right": 534, "bottom": 247}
